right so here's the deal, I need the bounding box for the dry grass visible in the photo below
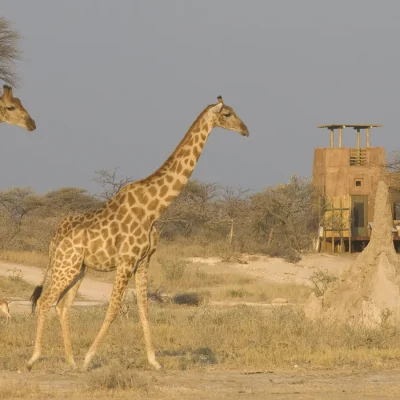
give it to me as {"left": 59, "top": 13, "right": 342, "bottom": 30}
{"left": 0, "top": 250, "right": 48, "bottom": 269}
{"left": 155, "top": 240, "right": 230, "bottom": 259}
{"left": 88, "top": 362, "right": 150, "bottom": 392}
{"left": 0, "top": 384, "right": 43, "bottom": 400}
{"left": 2, "top": 302, "right": 400, "bottom": 373}
{"left": 151, "top": 259, "right": 251, "bottom": 290}
{"left": 217, "top": 281, "right": 312, "bottom": 303}
{"left": 3, "top": 247, "right": 400, "bottom": 374}
{"left": 0, "top": 274, "right": 35, "bottom": 298}
{"left": 0, "top": 370, "right": 150, "bottom": 399}
{"left": 148, "top": 255, "right": 312, "bottom": 304}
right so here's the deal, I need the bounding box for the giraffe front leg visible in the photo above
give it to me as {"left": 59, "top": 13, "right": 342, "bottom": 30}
{"left": 135, "top": 260, "right": 162, "bottom": 370}
{"left": 82, "top": 266, "right": 131, "bottom": 371}
{"left": 27, "top": 264, "right": 85, "bottom": 371}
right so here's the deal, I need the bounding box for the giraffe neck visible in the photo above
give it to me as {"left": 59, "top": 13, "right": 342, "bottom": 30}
{"left": 120, "top": 105, "right": 214, "bottom": 221}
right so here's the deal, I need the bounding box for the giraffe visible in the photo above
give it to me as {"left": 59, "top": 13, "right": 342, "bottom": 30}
{"left": 0, "top": 85, "right": 36, "bottom": 131}
{"left": 27, "top": 96, "right": 249, "bottom": 371}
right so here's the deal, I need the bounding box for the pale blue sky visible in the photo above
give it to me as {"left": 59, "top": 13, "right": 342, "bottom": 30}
{"left": 1, "top": 1, "right": 400, "bottom": 194}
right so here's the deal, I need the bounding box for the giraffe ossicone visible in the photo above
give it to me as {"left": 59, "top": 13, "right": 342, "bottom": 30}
{"left": 0, "top": 85, "right": 36, "bottom": 131}
{"left": 27, "top": 96, "right": 249, "bottom": 371}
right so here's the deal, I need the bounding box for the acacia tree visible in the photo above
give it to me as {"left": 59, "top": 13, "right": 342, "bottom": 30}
{"left": 212, "top": 186, "right": 250, "bottom": 249}
{"left": 0, "top": 186, "right": 101, "bottom": 252}
{"left": 0, "top": 17, "right": 22, "bottom": 86}
{"left": 0, "top": 187, "right": 42, "bottom": 248}
{"left": 158, "top": 180, "right": 219, "bottom": 238}
{"left": 251, "top": 174, "right": 318, "bottom": 259}
{"left": 39, "top": 187, "right": 101, "bottom": 216}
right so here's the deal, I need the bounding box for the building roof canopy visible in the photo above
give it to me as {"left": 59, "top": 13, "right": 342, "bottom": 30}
{"left": 318, "top": 124, "right": 383, "bottom": 130}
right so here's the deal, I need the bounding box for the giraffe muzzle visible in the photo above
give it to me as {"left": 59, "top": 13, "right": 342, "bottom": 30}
{"left": 26, "top": 119, "right": 36, "bottom": 131}
{"left": 239, "top": 122, "right": 249, "bottom": 137}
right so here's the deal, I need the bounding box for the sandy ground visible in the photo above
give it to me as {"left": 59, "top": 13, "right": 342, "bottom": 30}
{"left": 2, "top": 253, "right": 400, "bottom": 399}
{"left": 189, "top": 252, "right": 355, "bottom": 286}
{"left": 2, "top": 367, "right": 400, "bottom": 399}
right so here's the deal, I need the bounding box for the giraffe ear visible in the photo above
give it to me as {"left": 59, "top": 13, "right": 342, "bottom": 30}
{"left": 211, "top": 102, "right": 223, "bottom": 114}
{"left": 3, "top": 85, "right": 13, "bottom": 100}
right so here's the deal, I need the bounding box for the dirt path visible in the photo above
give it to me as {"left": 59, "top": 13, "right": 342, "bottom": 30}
{"left": 2, "top": 368, "right": 400, "bottom": 399}
{"left": 148, "top": 368, "right": 400, "bottom": 399}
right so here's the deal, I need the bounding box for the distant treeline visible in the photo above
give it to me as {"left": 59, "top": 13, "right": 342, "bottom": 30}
{"left": 0, "top": 169, "right": 320, "bottom": 261}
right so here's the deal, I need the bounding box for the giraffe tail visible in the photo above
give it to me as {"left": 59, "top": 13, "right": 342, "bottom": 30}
{"left": 30, "top": 255, "right": 53, "bottom": 314}
{"left": 30, "top": 286, "right": 43, "bottom": 314}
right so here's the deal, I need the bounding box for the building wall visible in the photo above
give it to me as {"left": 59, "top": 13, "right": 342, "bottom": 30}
{"left": 312, "top": 147, "right": 386, "bottom": 227}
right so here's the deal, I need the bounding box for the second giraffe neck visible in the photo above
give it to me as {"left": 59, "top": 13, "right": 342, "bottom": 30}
{"left": 0, "top": 105, "right": 8, "bottom": 123}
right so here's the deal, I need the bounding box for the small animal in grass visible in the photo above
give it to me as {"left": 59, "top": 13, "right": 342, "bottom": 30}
{"left": 0, "top": 299, "right": 12, "bottom": 323}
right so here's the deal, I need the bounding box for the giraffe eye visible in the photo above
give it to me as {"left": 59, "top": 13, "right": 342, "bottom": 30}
{"left": 223, "top": 113, "right": 232, "bottom": 118}
{"left": 6, "top": 106, "right": 15, "bottom": 111}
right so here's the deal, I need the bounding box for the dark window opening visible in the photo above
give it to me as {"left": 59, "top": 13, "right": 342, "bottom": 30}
{"left": 355, "top": 180, "right": 362, "bottom": 187}
{"left": 353, "top": 202, "right": 365, "bottom": 228}
{"left": 394, "top": 203, "right": 400, "bottom": 220}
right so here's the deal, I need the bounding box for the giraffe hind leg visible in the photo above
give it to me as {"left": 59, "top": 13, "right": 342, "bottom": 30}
{"left": 27, "top": 262, "right": 84, "bottom": 371}
{"left": 56, "top": 263, "right": 86, "bottom": 306}
{"left": 55, "top": 264, "right": 86, "bottom": 369}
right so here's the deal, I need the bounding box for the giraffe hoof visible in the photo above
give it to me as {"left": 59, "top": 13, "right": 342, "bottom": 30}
{"left": 81, "top": 361, "right": 91, "bottom": 372}
{"left": 68, "top": 362, "right": 78, "bottom": 371}
{"left": 151, "top": 360, "right": 162, "bottom": 370}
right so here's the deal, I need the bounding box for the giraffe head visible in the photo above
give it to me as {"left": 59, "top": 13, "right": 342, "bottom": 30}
{"left": 0, "top": 85, "right": 36, "bottom": 131}
{"left": 211, "top": 96, "right": 249, "bottom": 137}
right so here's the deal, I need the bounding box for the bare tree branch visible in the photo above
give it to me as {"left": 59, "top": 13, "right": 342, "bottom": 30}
{"left": 93, "top": 167, "right": 135, "bottom": 200}
{"left": 0, "top": 17, "right": 22, "bottom": 87}
{"left": 386, "top": 151, "right": 400, "bottom": 191}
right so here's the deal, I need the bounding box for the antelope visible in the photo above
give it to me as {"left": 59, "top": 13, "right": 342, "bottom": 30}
{"left": 0, "top": 299, "right": 12, "bottom": 323}
{"left": 119, "top": 303, "right": 130, "bottom": 321}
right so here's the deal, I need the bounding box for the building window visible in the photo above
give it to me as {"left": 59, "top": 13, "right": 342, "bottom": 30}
{"left": 394, "top": 203, "right": 400, "bottom": 220}
{"left": 353, "top": 201, "right": 365, "bottom": 228}
{"left": 350, "top": 149, "right": 367, "bottom": 166}
{"left": 355, "top": 179, "right": 363, "bottom": 187}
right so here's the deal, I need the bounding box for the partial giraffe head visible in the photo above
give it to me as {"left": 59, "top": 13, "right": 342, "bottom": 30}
{"left": 211, "top": 96, "right": 249, "bottom": 137}
{"left": 0, "top": 85, "right": 36, "bottom": 131}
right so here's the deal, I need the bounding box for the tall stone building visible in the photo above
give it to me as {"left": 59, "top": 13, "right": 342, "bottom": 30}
{"left": 312, "top": 124, "right": 400, "bottom": 252}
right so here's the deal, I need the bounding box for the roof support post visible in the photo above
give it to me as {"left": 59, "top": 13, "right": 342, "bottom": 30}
{"left": 330, "top": 129, "right": 334, "bottom": 148}
{"left": 338, "top": 127, "right": 342, "bottom": 148}
{"left": 366, "top": 128, "right": 370, "bottom": 148}
{"left": 356, "top": 129, "right": 360, "bottom": 149}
